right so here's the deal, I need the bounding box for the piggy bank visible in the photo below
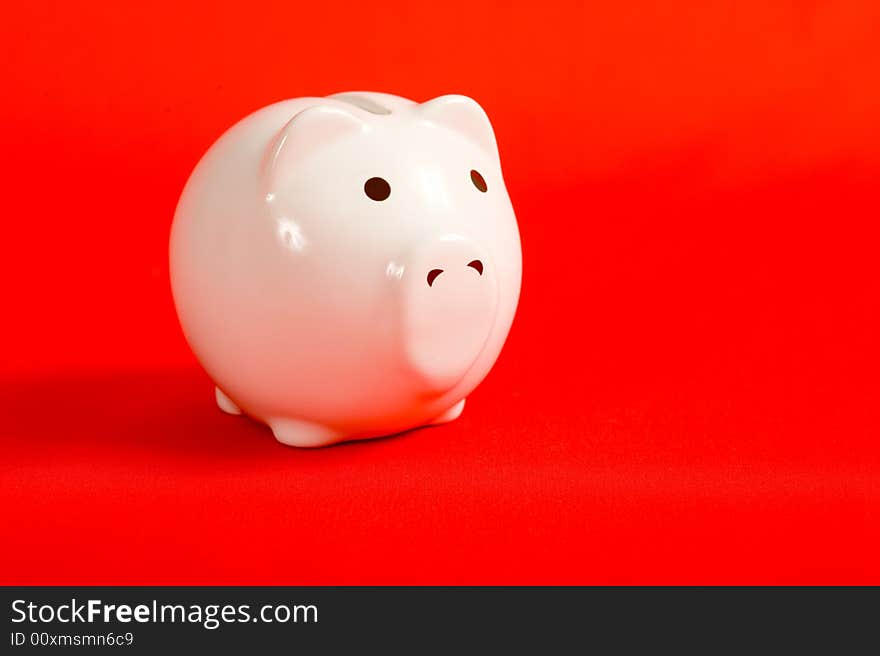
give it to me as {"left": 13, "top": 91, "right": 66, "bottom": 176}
{"left": 170, "top": 92, "right": 521, "bottom": 447}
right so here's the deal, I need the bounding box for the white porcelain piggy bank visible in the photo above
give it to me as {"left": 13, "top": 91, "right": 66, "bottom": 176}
{"left": 170, "top": 92, "right": 521, "bottom": 447}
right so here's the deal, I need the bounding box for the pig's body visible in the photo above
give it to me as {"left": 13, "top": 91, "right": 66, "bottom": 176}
{"left": 170, "top": 92, "right": 521, "bottom": 446}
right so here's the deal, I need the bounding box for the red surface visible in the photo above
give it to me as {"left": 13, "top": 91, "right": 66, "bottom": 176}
{"left": 2, "top": 2, "right": 879, "bottom": 584}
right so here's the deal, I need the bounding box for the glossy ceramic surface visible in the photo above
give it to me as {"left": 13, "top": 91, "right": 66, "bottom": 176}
{"left": 170, "top": 92, "right": 521, "bottom": 446}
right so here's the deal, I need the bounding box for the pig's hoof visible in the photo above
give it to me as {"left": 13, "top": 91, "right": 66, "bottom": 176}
{"left": 429, "top": 398, "right": 466, "bottom": 425}
{"left": 215, "top": 387, "right": 242, "bottom": 415}
{"left": 269, "top": 418, "right": 342, "bottom": 448}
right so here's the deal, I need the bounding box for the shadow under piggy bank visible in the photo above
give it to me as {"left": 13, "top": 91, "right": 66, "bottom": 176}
{"left": 2, "top": 369, "right": 425, "bottom": 465}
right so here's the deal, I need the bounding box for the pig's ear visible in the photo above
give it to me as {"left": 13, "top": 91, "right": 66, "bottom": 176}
{"left": 418, "top": 95, "right": 499, "bottom": 161}
{"left": 265, "top": 104, "right": 367, "bottom": 189}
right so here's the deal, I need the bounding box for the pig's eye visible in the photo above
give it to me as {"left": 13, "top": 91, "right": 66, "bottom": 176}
{"left": 364, "top": 177, "right": 391, "bottom": 201}
{"left": 470, "top": 169, "right": 488, "bottom": 193}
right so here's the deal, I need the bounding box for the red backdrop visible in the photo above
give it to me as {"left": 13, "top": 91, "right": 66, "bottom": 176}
{"left": 2, "top": 2, "right": 879, "bottom": 583}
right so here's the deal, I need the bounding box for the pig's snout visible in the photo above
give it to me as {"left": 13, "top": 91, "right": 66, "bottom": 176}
{"left": 426, "top": 260, "right": 483, "bottom": 287}
{"left": 401, "top": 238, "right": 498, "bottom": 392}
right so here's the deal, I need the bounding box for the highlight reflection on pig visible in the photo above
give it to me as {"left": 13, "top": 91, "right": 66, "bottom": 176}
{"left": 170, "top": 92, "right": 521, "bottom": 447}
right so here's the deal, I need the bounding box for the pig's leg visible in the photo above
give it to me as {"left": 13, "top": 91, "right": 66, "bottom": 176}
{"left": 429, "top": 398, "right": 466, "bottom": 425}
{"left": 268, "top": 418, "right": 342, "bottom": 448}
{"left": 215, "top": 387, "right": 242, "bottom": 415}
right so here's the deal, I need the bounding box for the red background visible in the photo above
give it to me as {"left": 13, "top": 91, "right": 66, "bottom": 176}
{"left": 2, "top": 2, "right": 879, "bottom": 583}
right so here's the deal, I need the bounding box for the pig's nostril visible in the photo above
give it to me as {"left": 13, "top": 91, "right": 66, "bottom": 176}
{"left": 426, "top": 269, "right": 444, "bottom": 287}
{"left": 467, "top": 259, "right": 484, "bottom": 275}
